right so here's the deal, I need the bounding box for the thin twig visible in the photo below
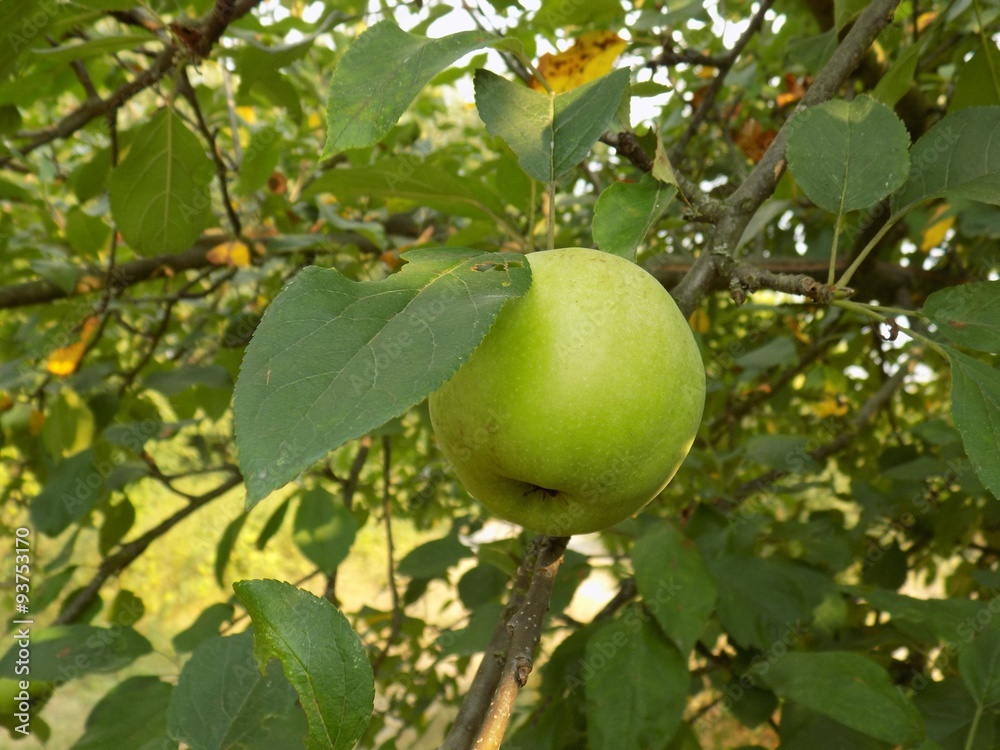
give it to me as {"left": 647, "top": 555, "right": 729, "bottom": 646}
{"left": 371, "top": 435, "right": 404, "bottom": 677}
{"left": 55, "top": 472, "right": 243, "bottom": 625}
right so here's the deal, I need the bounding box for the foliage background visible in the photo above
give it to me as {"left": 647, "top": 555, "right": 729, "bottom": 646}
{"left": 1, "top": 0, "right": 1000, "bottom": 748}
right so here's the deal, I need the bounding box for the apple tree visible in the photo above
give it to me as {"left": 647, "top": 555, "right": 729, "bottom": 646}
{"left": 1, "top": 0, "right": 1000, "bottom": 748}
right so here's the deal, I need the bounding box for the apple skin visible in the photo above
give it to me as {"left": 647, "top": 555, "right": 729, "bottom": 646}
{"left": 428, "top": 247, "right": 705, "bottom": 536}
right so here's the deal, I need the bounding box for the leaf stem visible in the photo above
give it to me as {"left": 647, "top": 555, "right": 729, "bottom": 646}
{"left": 836, "top": 211, "right": 902, "bottom": 289}
{"left": 546, "top": 182, "right": 556, "bottom": 252}
{"left": 965, "top": 703, "right": 984, "bottom": 750}
{"left": 834, "top": 299, "right": 945, "bottom": 354}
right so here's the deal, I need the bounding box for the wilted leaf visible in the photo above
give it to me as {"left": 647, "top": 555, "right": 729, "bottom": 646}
{"left": 531, "top": 31, "right": 627, "bottom": 93}
{"left": 206, "top": 240, "right": 252, "bottom": 268}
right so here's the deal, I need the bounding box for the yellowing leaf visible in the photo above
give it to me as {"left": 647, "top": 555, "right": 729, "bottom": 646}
{"left": 531, "top": 31, "right": 627, "bottom": 94}
{"left": 0, "top": 392, "right": 13, "bottom": 412}
{"left": 45, "top": 317, "right": 100, "bottom": 377}
{"left": 307, "top": 112, "right": 323, "bottom": 129}
{"left": 207, "top": 240, "right": 252, "bottom": 268}
{"left": 689, "top": 307, "right": 710, "bottom": 334}
{"left": 813, "top": 396, "right": 849, "bottom": 418}
{"left": 236, "top": 106, "right": 257, "bottom": 123}
{"left": 920, "top": 207, "right": 954, "bottom": 251}
{"left": 28, "top": 409, "right": 45, "bottom": 435}
{"left": 46, "top": 342, "right": 86, "bottom": 376}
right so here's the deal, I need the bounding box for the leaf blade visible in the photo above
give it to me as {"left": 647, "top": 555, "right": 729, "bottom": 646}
{"left": 233, "top": 579, "right": 373, "bottom": 750}
{"left": 946, "top": 348, "right": 1000, "bottom": 499}
{"left": 234, "top": 249, "right": 531, "bottom": 507}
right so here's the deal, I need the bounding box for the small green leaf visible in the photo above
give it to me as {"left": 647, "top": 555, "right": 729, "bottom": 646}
{"left": 872, "top": 43, "right": 921, "bottom": 108}
{"left": 233, "top": 248, "right": 531, "bottom": 507}
{"left": 786, "top": 95, "right": 910, "bottom": 213}
{"left": 893, "top": 106, "right": 1000, "bottom": 211}
{"left": 30, "top": 449, "right": 102, "bottom": 537}
{"left": 592, "top": 174, "right": 676, "bottom": 260}
{"left": 109, "top": 109, "right": 214, "bottom": 255}
{"left": 0, "top": 625, "right": 152, "bottom": 681}
{"left": 474, "top": 68, "right": 630, "bottom": 183}
{"left": 708, "top": 554, "right": 832, "bottom": 649}
{"left": 172, "top": 603, "right": 235, "bottom": 654}
{"left": 292, "top": 488, "right": 357, "bottom": 571}
{"left": 72, "top": 676, "right": 173, "bottom": 750}
{"left": 29, "top": 34, "right": 155, "bottom": 65}
{"left": 946, "top": 349, "right": 1000, "bottom": 499}
{"left": 323, "top": 22, "right": 520, "bottom": 156}
{"left": 304, "top": 158, "right": 507, "bottom": 222}
{"left": 584, "top": 610, "right": 688, "bottom": 750}
{"left": 632, "top": 523, "right": 716, "bottom": 656}
{"left": 232, "top": 579, "right": 374, "bottom": 750}
{"left": 214, "top": 514, "right": 248, "bottom": 587}
{"left": 924, "top": 281, "right": 1000, "bottom": 352}
{"left": 960, "top": 615, "right": 1000, "bottom": 707}
{"left": 951, "top": 44, "right": 1000, "bottom": 112}
{"left": 758, "top": 651, "right": 925, "bottom": 745}
{"left": 167, "top": 631, "right": 308, "bottom": 750}
{"left": 398, "top": 532, "right": 471, "bottom": 580}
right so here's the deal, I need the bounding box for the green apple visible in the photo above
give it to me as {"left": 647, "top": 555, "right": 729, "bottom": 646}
{"left": 428, "top": 247, "right": 705, "bottom": 536}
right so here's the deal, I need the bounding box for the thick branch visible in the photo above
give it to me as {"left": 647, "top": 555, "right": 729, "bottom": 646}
{"left": 672, "top": 0, "right": 902, "bottom": 313}
{"left": 472, "top": 535, "right": 569, "bottom": 750}
{"left": 2, "top": 0, "right": 263, "bottom": 169}
{"left": 442, "top": 541, "right": 541, "bottom": 750}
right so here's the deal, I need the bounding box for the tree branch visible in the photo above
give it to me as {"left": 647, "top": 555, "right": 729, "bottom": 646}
{"left": 472, "top": 535, "right": 569, "bottom": 749}
{"left": 671, "top": 0, "right": 902, "bottom": 314}
{"left": 55, "top": 471, "right": 242, "bottom": 625}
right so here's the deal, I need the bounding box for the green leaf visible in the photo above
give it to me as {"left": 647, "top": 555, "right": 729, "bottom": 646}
{"left": 215, "top": 513, "right": 248, "bottom": 586}
{"left": 71, "top": 676, "right": 173, "bottom": 750}
{"left": 109, "top": 109, "right": 214, "bottom": 254}
{"left": 913, "top": 679, "right": 997, "bottom": 750}
{"left": 708, "top": 554, "right": 832, "bottom": 649}
{"left": 951, "top": 44, "right": 1000, "bottom": 112}
{"left": 172, "top": 603, "right": 235, "bottom": 654}
{"left": 946, "top": 349, "right": 1000, "bottom": 499}
{"left": 533, "top": 0, "right": 625, "bottom": 28}
{"left": 98, "top": 497, "right": 135, "bottom": 556}
{"left": 167, "top": 631, "right": 308, "bottom": 750}
{"left": 0, "top": 0, "right": 54, "bottom": 79}
{"left": 844, "top": 586, "right": 982, "bottom": 643}
{"left": 872, "top": 43, "right": 921, "bottom": 108}
{"left": 256, "top": 497, "right": 292, "bottom": 550}
{"left": 29, "top": 34, "right": 155, "bottom": 65}
{"left": 893, "top": 107, "right": 1000, "bottom": 211}
{"left": 304, "top": 159, "right": 508, "bottom": 222}
{"left": 0, "top": 625, "right": 152, "bottom": 681}
{"left": 758, "top": 651, "right": 925, "bottom": 745}
{"left": 592, "top": 174, "right": 677, "bottom": 260}
{"left": 924, "top": 281, "right": 1000, "bottom": 352}
{"left": 323, "top": 22, "right": 519, "bottom": 156}
{"left": 632, "top": 523, "right": 716, "bottom": 656}
{"left": 232, "top": 579, "right": 374, "bottom": 750}
{"left": 292, "top": 488, "right": 357, "bottom": 571}
{"left": 30, "top": 448, "right": 102, "bottom": 537}
{"left": 786, "top": 95, "right": 910, "bottom": 213}
{"left": 397, "top": 531, "right": 471, "bottom": 580}
{"left": 584, "top": 610, "right": 688, "bottom": 749}
{"left": 236, "top": 128, "right": 284, "bottom": 196}
{"left": 233, "top": 248, "right": 531, "bottom": 507}
{"left": 474, "top": 68, "right": 631, "bottom": 183}
{"left": 437, "top": 602, "right": 505, "bottom": 656}
{"left": 960, "top": 618, "right": 1000, "bottom": 708}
